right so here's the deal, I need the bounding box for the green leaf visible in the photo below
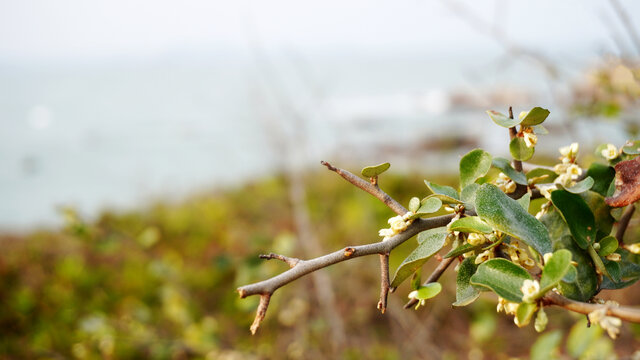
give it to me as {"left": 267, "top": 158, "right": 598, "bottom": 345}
{"left": 517, "top": 193, "right": 531, "bottom": 211}
{"left": 601, "top": 249, "right": 640, "bottom": 289}
{"left": 410, "top": 282, "right": 442, "bottom": 300}
{"left": 563, "top": 265, "right": 577, "bottom": 283}
{"left": 520, "top": 107, "right": 550, "bottom": 126}
{"left": 587, "top": 244, "right": 612, "bottom": 281}
{"left": 407, "top": 197, "right": 443, "bottom": 220}
{"left": 604, "top": 260, "right": 621, "bottom": 283}
{"left": 597, "top": 236, "right": 618, "bottom": 257}
{"left": 580, "top": 191, "right": 615, "bottom": 236}
{"left": 526, "top": 168, "right": 558, "bottom": 184}
{"left": 509, "top": 137, "right": 535, "bottom": 161}
{"left": 422, "top": 193, "right": 462, "bottom": 205}
{"left": 475, "top": 184, "right": 552, "bottom": 255}
{"left": 531, "top": 330, "right": 562, "bottom": 360}
{"left": 532, "top": 124, "right": 549, "bottom": 135}
{"left": 622, "top": 140, "right": 640, "bottom": 155}
{"left": 470, "top": 258, "right": 532, "bottom": 303}
{"left": 550, "top": 190, "right": 596, "bottom": 249}
{"left": 586, "top": 163, "right": 615, "bottom": 197}
{"left": 567, "top": 318, "right": 603, "bottom": 358}
{"left": 448, "top": 216, "right": 493, "bottom": 234}
{"left": 408, "top": 197, "right": 420, "bottom": 213}
{"left": 424, "top": 180, "right": 459, "bottom": 200}
{"left": 460, "top": 149, "right": 493, "bottom": 189}
{"left": 562, "top": 176, "right": 594, "bottom": 194}
{"left": 515, "top": 302, "right": 538, "bottom": 327}
{"left": 461, "top": 183, "right": 480, "bottom": 211}
{"left": 417, "top": 228, "right": 447, "bottom": 244}
{"left": 361, "top": 162, "right": 390, "bottom": 177}
{"left": 390, "top": 231, "right": 447, "bottom": 287}
{"left": 487, "top": 110, "right": 521, "bottom": 128}
{"left": 453, "top": 257, "right": 480, "bottom": 307}
{"left": 444, "top": 243, "right": 483, "bottom": 259}
{"left": 539, "top": 249, "right": 572, "bottom": 295}
{"left": 492, "top": 157, "right": 528, "bottom": 185}
{"left": 410, "top": 272, "right": 421, "bottom": 290}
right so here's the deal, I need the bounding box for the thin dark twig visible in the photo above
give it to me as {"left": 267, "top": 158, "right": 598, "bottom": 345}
{"left": 543, "top": 291, "right": 640, "bottom": 323}
{"left": 377, "top": 253, "right": 390, "bottom": 314}
{"left": 321, "top": 161, "right": 408, "bottom": 216}
{"left": 404, "top": 256, "right": 457, "bottom": 309}
{"left": 616, "top": 205, "right": 636, "bottom": 243}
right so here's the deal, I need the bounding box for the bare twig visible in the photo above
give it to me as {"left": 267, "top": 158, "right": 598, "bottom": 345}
{"left": 259, "top": 253, "right": 300, "bottom": 268}
{"left": 616, "top": 205, "right": 636, "bottom": 243}
{"left": 378, "top": 253, "right": 390, "bottom": 314}
{"left": 250, "top": 294, "right": 271, "bottom": 335}
{"left": 237, "top": 214, "right": 455, "bottom": 332}
{"left": 321, "top": 161, "right": 408, "bottom": 216}
{"left": 544, "top": 291, "right": 640, "bottom": 323}
{"left": 404, "top": 256, "right": 457, "bottom": 309}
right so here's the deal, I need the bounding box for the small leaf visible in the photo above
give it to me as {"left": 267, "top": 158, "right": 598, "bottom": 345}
{"left": 390, "top": 232, "right": 447, "bottom": 287}
{"left": 587, "top": 244, "right": 612, "bottom": 281}
{"left": 532, "top": 124, "right": 549, "bottom": 135}
{"left": 517, "top": 193, "right": 531, "bottom": 211}
{"left": 470, "top": 258, "right": 532, "bottom": 303}
{"left": 448, "top": 216, "right": 493, "bottom": 234}
{"left": 597, "top": 236, "right": 618, "bottom": 257}
{"left": 540, "top": 249, "right": 572, "bottom": 295}
{"left": 410, "top": 272, "right": 421, "bottom": 290}
{"left": 562, "top": 176, "right": 594, "bottom": 194}
{"left": 361, "top": 162, "right": 390, "bottom": 178}
{"left": 530, "top": 330, "right": 562, "bottom": 360}
{"left": 424, "top": 180, "right": 459, "bottom": 200}
{"left": 526, "top": 168, "right": 558, "bottom": 184}
{"left": 509, "top": 137, "right": 535, "bottom": 161}
{"left": 411, "top": 282, "right": 442, "bottom": 300}
{"left": 604, "top": 260, "right": 621, "bottom": 283}
{"left": 586, "top": 163, "right": 615, "bottom": 197}
{"left": 622, "top": 140, "right": 640, "bottom": 155}
{"left": 453, "top": 257, "right": 481, "bottom": 307}
{"left": 567, "top": 319, "right": 603, "bottom": 358}
{"left": 417, "top": 227, "right": 447, "bottom": 244}
{"left": 563, "top": 265, "right": 577, "bottom": 283}
{"left": 423, "top": 193, "right": 462, "bottom": 205}
{"left": 408, "top": 197, "right": 420, "bottom": 213}
{"left": 487, "top": 110, "right": 521, "bottom": 128}
{"left": 475, "top": 184, "right": 552, "bottom": 256}
{"left": 550, "top": 190, "right": 596, "bottom": 249}
{"left": 461, "top": 183, "right": 480, "bottom": 210}
{"left": 601, "top": 249, "right": 640, "bottom": 289}
{"left": 492, "top": 157, "right": 528, "bottom": 185}
{"left": 605, "top": 156, "right": 640, "bottom": 207}
{"left": 407, "top": 197, "right": 443, "bottom": 219}
{"left": 520, "top": 107, "right": 550, "bottom": 126}
{"left": 444, "top": 243, "right": 483, "bottom": 259}
{"left": 515, "top": 302, "right": 538, "bottom": 327}
{"left": 460, "top": 149, "right": 493, "bottom": 189}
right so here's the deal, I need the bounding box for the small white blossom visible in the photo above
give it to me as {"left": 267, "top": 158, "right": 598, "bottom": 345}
{"left": 605, "top": 253, "right": 621, "bottom": 262}
{"left": 554, "top": 173, "right": 574, "bottom": 188}
{"left": 566, "top": 164, "right": 582, "bottom": 179}
{"left": 467, "top": 233, "right": 489, "bottom": 246}
{"left": 496, "top": 297, "right": 519, "bottom": 315}
{"left": 628, "top": 243, "right": 640, "bottom": 254}
{"left": 521, "top": 279, "right": 540, "bottom": 303}
{"left": 495, "top": 172, "right": 516, "bottom": 194}
{"left": 522, "top": 128, "right": 537, "bottom": 148}
{"left": 601, "top": 316, "right": 622, "bottom": 339}
{"left": 559, "top": 142, "right": 579, "bottom": 159}
{"left": 601, "top": 144, "right": 619, "bottom": 160}
{"left": 378, "top": 228, "right": 394, "bottom": 240}
{"left": 474, "top": 249, "right": 494, "bottom": 264}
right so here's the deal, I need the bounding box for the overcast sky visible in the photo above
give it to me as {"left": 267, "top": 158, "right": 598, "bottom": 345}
{"left": 1, "top": 0, "right": 639, "bottom": 62}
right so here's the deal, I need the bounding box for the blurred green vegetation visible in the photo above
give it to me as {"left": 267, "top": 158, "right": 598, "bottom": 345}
{"left": 1, "top": 171, "right": 639, "bottom": 359}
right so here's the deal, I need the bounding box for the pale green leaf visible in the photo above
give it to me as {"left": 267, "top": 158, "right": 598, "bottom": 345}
{"left": 390, "top": 231, "right": 447, "bottom": 287}
{"left": 526, "top": 168, "right": 558, "bottom": 184}
{"left": 492, "top": 157, "right": 528, "bottom": 185}
{"left": 475, "top": 184, "right": 552, "bottom": 255}
{"left": 361, "top": 162, "right": 390, "bottom": 178}
{"left": 539, "top": 249, "right": 572, "bottom": 295}
{"left": 424, "top": 180, "right": 459, "bottom": 200}
{"left": 622, "top": 140, "right": 640, "bottom": 155}
{"left": 515, "top": 302, "right": 538, "bottom": 327}
{"left": 460, "top": 149, "right": 493, "bottom": 189}
{"left": 562, "top": 176, "right": 594, "bottom": 194}
{"left": 470, "top": 258, "right": 532, "bottom": 303}
{"left": 444, "top": 243, "right": 483, "bottom": 259}
{"left": 448, "top": 216, "right": 493, "bottom": 234}
{"left": 509, "top": 137, "right": 535, "bottom": 161}
{"left": 520, "top": 107, "right": 550, "bottom": 126}
{"left": 530, "top": 330, "right": 562, "bottom": 360}
{"left": 453, "top": 257, "right": 480, "bottom": 307}
{"left": 597, "top": 236, "right": 618, "bottom": 257}
{"left": 411, "top": 282, "right": 442, "bottom": 300}
{"left": 408, "top": 197, "right": 420, "bottom": 213}
{"left": 487, "top": 110, "right": 521, "bottom": 128}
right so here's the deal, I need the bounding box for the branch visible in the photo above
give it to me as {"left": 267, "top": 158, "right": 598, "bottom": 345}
{"left": 259, "top": 253, "right": 300, "bottom": 268}
{"left": 321, "top": 161, "right": 408, "bottom": 216}
{"left": 404, "top": 256, "right": 457, "bottom": 309}
{"left": 377, "top": 253, "right": 390, "bottom": 314}
{"left": 616, "top": 205, "right": 636, "bottom": 243}
{"left": 544, "top": 291, "right": 640, "bottom": 323}
{"left": 237, "top": 214, "right": 455, "bottom": 332}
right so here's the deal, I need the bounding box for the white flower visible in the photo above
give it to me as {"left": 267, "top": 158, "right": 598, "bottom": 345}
{"left": 521, "top": 279, "right": 540, "bottom": 303}
{"left": 601, "top": 144, "right": 619, "bottom": 160}
{"left": 518, "top": 111, "right": 529, "bottom": 120}
{"left": 566, "top": 164, "right": 582, "bottom": 179}
{"left": 378, "top": 228, "right": 394, "bottom": 240}
{"left": 522, "top": 128, "right": 537, "bottom": 148}
{"left": 628, "top": 243, "right": 640, "bottom": 254}
{"left": 600, "top": 316, "right": 622, "bottom": 339}
{"left": 467, "top": 233, "right": 489, "bottom": 246}
{"left": 554, "top": 173, "right": 573, "bottom": 188}
{"left": 497, "top": 297, "right": 519, "bottom": 315}
{"left": 559, "top": 142, "right": 579, "bottom": 159}
{"left": 474, "top": 249, "right": 494, "bottom": 264}
{"left": 495, "top": 172, "right": 516, "bottom": 194}
{"left": 605, "top": 253, "right": 621, "bottom": 262}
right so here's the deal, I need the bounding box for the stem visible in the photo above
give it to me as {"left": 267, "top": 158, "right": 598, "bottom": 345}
{"left": 616, "top": 205, "right": 636, "bottom": 243}
{"left": 404, "top": 256, "right": 457, "bottom": 309}
{"left": 377, "top": 253, "right": 390, "bottom": 314}
{"left": 544, "top": 292, "right": 640, "bottom": 323}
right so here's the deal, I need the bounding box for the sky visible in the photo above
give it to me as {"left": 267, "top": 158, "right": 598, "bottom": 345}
{"left": 1, "top": 0, "right": 638, "bottom": 62}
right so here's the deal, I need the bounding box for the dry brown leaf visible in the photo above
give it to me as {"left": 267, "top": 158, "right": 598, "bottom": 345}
{"left": 605, "top": 156, "right": 640, "bottom": 207}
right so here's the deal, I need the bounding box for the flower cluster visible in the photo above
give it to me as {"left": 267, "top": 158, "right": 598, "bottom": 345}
{"left": 505, "top": 241, "right": 535, "bottom": 268}
{"left": 521, "top": 279, "right": 540, "bottom": 303}
{"left": 518, "top": 111, "right": 538, "bottom": 148}
{"left": 494, "top": 173, "right": 516, "bottom": 194}
{"left": 496, "top": 297, "right": 519, "bottom": 315}
{"left": 588, "top": 307, "right": 622, "bottom": 339}
{"left": 378, "top": 212, "right": 414, "bottom": 241}
{"left": 553, "top": 143, "right": 582, "bottom": 188}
